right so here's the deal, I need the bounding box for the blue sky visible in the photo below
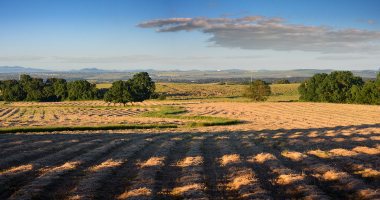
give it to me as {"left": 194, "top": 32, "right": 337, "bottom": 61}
{"left": 1, "top": 0, "right": 380, "bottom": 71}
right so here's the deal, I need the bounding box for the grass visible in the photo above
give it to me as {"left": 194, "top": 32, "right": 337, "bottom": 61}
{"left": 0, "top": 124, "right": 178, "bottom": 134}
{"left": 140, "top": 106, "right": 240, "bottom": 127}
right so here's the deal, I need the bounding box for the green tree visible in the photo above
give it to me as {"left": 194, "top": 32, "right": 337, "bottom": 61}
{"left": 244, "top": 80, "right": 271, "bottom": 101}
{"left": 104, "top": 72, "right": 156, "bottom": 106}
{"left": 67, "top": 80, "right": 100, "bottom": 101}
{"left": 1, "top": 80, "right": 26, "bottom": 102}
{"left": 275, "top": 79, "right": 290, "bottom": 84}
{"left": 132, "top": 72, "right": 156, "bottom": 102}
{"left": 104, "top": 80, "right": 135, "bottom": 106}
{"left": 298, "top": 73, "right": 328, "bottom": 102}
{"left": 52, "top": 79, "right": 68, "bottom": 100}
{"left": 316, "top": 71, "right": 363, "bottom": 103}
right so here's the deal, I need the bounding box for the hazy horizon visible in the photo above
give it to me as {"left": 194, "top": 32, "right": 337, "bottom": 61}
{"left": 1, "top": 0, "right": 380, "bottom": 71}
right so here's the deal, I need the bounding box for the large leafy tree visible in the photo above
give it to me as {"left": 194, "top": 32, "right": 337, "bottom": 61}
{"left": 132, "top": 72, "right": 156, "bottom": 102}
{"left": 1, "top": 80, "right": 26, "bottom": 102}
{"left": 104, "top": 72, "right": 155, "bottom": 106}
{"left": 244, "top": 80, "right": 271, "bottom": 101}
{"left": 67, "top": 80, "right": 100, "bottom": 101}
{"left": 52, "top": 79, "right": 68, "bottom": 100}
{"left": 317, "top": 71, "right": 363, "bottom": 103}
{"left": 104, "top": 80, "right": 135, "bottom": 106}
{"left": 298, "top": 73, "right": 328, "bottom": 102}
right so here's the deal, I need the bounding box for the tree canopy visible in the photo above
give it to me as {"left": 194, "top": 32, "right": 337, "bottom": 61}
{"left": 244, "top": 80, "right": 271, "bottom": 101}
{"left": 299, "top": 71, "right": 380, "bottom": 104}
{"left": 104, "top": 72, "right": 155, "bottom": 106}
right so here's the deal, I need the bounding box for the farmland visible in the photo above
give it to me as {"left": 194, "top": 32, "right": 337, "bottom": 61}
{"left": 1, "top": 99, "right": 380, "bottom": 199}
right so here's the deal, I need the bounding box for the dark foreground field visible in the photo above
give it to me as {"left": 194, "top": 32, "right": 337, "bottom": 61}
{"left": 1, "top": 101, "right": 380, "bottom": 199}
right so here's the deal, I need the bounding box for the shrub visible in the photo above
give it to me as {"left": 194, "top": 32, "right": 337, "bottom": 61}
{"left": 275, "top": 79, "right": 290, "bottom": 84}
{"left": 158, "top": 95, "right": 166, "bottom": 100}
{"left": 244, "top": 80, "right": 271, "bottom": 101}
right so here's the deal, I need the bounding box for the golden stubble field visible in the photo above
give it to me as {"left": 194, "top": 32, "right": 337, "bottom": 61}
{"left": 0, "top": 100, "right": 380, "bottom": 199}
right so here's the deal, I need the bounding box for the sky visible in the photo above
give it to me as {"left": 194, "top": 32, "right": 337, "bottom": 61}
{"left": 1, "top": 0, "right": 380, "bottom": 71}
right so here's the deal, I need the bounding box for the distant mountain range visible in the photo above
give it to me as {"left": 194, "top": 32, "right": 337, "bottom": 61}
{"left": 0, "top": 66, "right": 378, "bottom": 78}
{"left": 0, "top": 66, "right": 52, "bottom": 73}
{"left": 0, "top": 66, "right": 160, "bottom": 73}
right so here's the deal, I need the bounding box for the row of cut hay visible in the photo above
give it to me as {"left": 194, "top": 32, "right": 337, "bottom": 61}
{"left": 239, "top": 133, "right": 329, "bottom": 199}
{"left": 291, "top": 103, "right": 380, "bottom": 123}
{"left": 68, "top": 133, "right": 164, "bottom": 200}
{"left": 215, "top": 134, "right": 270, "bottom": 199}
{"left": 171, "top": 136, "right": 208, "bottom": 199}
{"left": 9, "top": 138, "right": 129, "bottom": 200}
{"left": 2, "top": 108, "right": 20, "bottom": 119}
{"left": 273, "top": 103, "right": 378, "bottom": 126}
{"left": 0, "top": 108, "right": 15, "bottom": 118}
{"left": 0, "top": 138, "right": 61, "bottom": 158}
{"left": 0, "top": 124, "right": 178, "bottom": 134}
{"left": 118, "top": 138, "right": 177, "bottom": 200}
{"left": 0, "top": 135, "right": 58, "bottom": 152}
{"left": 247, "top": 104, "right": 342, "bottom": 129}
{"left": 310, "top": 148, "right": 380, "bottom": 179}
{"left": 281, "top": 148, "right": 380, "bottom": 199}
{"left": 0, "top": 138, "right": 105, "bottom": 186}
{"left": 0, "top": 139, "right": 80, "bottom": 171}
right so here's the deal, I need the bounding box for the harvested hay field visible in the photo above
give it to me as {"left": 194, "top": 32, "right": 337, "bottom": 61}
{"left": 1, "top": 101, "right": 380, "bottom": 199}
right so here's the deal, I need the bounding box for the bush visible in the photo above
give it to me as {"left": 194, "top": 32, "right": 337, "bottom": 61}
{"left": 158, "top": 95, "right": 166, "bottom": 100}
{"left": 244, "top": 80, "right": 271, "bottom": 101}
{"left": 149, "top": 92, "right": 159, "bottom": 99}
{"left": 275, "top": 79, "right": 290, "bottom": 84}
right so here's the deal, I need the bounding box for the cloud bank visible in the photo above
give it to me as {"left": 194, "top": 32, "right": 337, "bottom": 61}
{"left": 136, "top": 15, "right": 380, "bottom": 54}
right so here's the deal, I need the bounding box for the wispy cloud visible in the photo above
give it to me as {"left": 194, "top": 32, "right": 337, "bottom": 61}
{"left": 223, "top": 55, "right": 266, "bottom": 59}
{"left": 357, "top": 19, "right": 377, "bottom": 24}
{"left": 52, "top": 55, "right": 155, "bottom": 63}
{"left": 316, "top": 55, "right": 374, "bottom": 60}
{"left": 221, "top": 11, "right": 249, "bottom": 17}
{"left": 207, "top": 3, "right": 220, "bottom": 7}
{"left": 185, "top": 56, "right": 213, "bottom": 59}
{"left": 220, "top": 14, "right": 232, "bottom": 17}
{"left": 0, "top": 55, "right": 48, "bottom": 62}
{"left": 137, "top": 15, "right": 380, "bottom": 54}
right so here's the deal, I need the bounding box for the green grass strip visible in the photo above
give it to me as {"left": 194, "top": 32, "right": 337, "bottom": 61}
{"left": 0, "top": 124, "right": 177, "bottom": 134}
{"left": 140, "top": 106, "right": 239, "bottom": 127}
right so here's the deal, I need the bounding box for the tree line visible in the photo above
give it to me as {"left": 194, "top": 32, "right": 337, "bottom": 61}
{"left": 0, "top": 74, "right": 101, "bottom": 102}
{"left": 0, "top": 72, "right": 156, "bottom": 105}
{"left": 298, "top": 71, "right": 380, "bottom": 104}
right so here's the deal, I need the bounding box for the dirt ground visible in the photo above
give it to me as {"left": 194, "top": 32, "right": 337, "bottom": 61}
{"left": 1, "top": 101, "right": 380, "bottom": 199}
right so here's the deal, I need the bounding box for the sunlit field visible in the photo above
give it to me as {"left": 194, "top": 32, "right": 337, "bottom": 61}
{"left": 1, "top": 99, "right": 380, "bottom": 199}
{"left": 98, "top": 82, "right": 301, "bottom": 102}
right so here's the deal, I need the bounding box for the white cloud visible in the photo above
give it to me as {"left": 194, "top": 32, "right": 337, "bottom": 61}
{"left": 0, "top": 55, "right": 48, "bottom": 61}
{"left": 185, "top": 56, "right": 213, "bottom": 59}
{"left": 316, "top": 55, "right": 374, "bottom": 60}
{"left": 137, "top": 15, "right": 380, "bottom": 54}
{"left": 52, "top": 55, "right": 155, "bottom": 63}
{"left": 207, "top": 3, "right": 220, "bottom": 7}
{"left": 223, "top": 55, "right": 267, "bottom": 59}
{"left": 357, "top": 19, "right": 377, "bottom": 24}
